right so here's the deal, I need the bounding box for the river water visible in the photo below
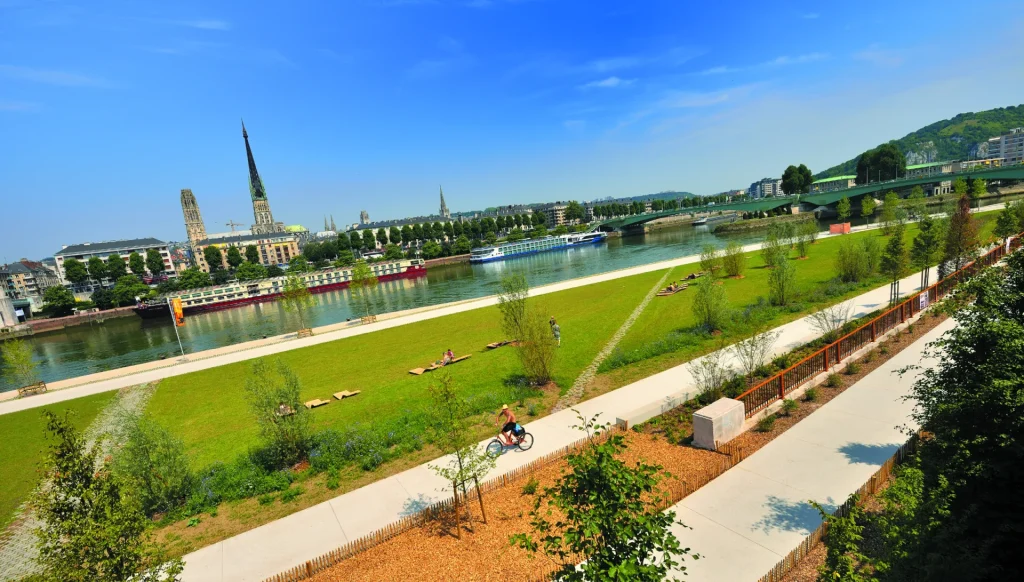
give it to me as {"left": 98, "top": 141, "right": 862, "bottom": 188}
{"left": 1, "top": 224, "right": 776, "bottom": 391}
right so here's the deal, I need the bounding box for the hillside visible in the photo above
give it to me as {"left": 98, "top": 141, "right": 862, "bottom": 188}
{"left": 816, "top": 104, "right": 1024, "bottom": 179}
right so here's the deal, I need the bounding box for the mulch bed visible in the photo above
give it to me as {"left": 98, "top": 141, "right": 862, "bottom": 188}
{"left": 306, "top": 310, "right": 950, "bottom": 582}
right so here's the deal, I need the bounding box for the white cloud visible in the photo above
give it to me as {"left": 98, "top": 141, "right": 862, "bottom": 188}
{"left": 0, "top": 100, "right": 40, "bottom": 112}
{"left": 764, "top": 53, "right": 828, "bottom": 66}
{"left": 178, "top": 19, "right": 231, "bottom": 30}
{"left": 801, "top": 13, "right": 820, "bottom": 19}
{"left": 581, "top": 76, "right": 635, "bottom": 89}
{"left": 699, "top": 65, "right": 738, "bottom": 75}
{"left": 0, "top": 64, "right": 106, "bottom": 87}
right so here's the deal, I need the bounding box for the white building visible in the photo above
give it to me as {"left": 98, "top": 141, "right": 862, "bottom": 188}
{"left": 810, "top": 175, "right": 856, "bottom": 193}
{"left": 986, "top": 128, "right": 1024, "bottom": 165}
{"left": 749, "top": 178, "right": 784, "bottom": 198}
{"left": 53, "top": 238, "right": 177, "bottom": 285}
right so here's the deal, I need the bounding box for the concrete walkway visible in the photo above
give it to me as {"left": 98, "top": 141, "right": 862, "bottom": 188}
{"left": 180, "top": 263, "right": 937, "bottom": 582}
{"left": 664, "top": 318, "right": 948, "bottom": 581}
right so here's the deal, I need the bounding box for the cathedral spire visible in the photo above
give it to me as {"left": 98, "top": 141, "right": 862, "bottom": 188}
{"left": 439, "top": 185, "right": 450, "bottom": 219}
{"left": 242, "top": 121, "right": 280, "bottom": 234}
{"left": 330, "top": 215, "right": 337, "bottom": 232}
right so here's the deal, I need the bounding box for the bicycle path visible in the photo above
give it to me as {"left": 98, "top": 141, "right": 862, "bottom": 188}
{"left": 180, "top": 265, "right": 935, "bottom": 582}
{"left": 663, "top": 318, "right": 949, "bottom": 581}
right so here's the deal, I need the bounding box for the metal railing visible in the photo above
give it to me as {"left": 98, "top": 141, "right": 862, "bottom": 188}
{"left": 738, "top": 235, "right": 1020, "bottom": 417}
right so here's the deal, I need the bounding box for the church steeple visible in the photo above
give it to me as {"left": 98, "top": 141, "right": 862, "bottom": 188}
{"left": 180, "top": 188, "right": 207, "bottom": 250}
{"left": 439, "top": 185, "right": 450, "bottom": 219}
{"left": 330, "top": 215, "right": 337, "bottom": 232}
{"left": 242, "top": 120, "right": 280, "bottom": 234}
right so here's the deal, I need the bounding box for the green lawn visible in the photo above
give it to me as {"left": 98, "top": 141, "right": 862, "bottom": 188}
{"left": 0, "top": 391, "right": 116, "bottom": 529}
{"left": 147, "top": 269, "right": 667, "bottom": 468}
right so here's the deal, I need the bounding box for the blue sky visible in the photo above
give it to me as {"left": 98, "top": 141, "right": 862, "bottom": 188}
{"left": 2, "top": 0, "right": 1024, "bottom": 260}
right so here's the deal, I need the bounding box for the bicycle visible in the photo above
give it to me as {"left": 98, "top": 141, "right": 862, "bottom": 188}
{"left": 486, "top": 425, "right": 534, "bottom": 458}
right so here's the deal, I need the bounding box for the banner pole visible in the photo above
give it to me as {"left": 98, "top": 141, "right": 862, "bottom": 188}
{"left": 167, "top": 296, "right": 186, "bottom": 361}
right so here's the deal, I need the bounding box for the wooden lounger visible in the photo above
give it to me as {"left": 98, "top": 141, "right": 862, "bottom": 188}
{"left": 333, "top": 390, "right": 361, "bottom": 400}
{"left": 486, "top": 340, "right": 513, "bottom": 349}
{"left": 656, "top": 285, "right": 688, "bottom": 297}
{"left": 304, "top": 399, "right": 330, "bottom": 409}
{"left": 408, "top": 354, "right": 473, "bottom": 375}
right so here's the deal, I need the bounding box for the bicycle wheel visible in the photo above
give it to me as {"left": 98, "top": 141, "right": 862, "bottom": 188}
{"left": 485, "top": 439, "right": 503, "bottom": 458}
{"left": 517, "top": 432, "right": 534, "bottom": 451}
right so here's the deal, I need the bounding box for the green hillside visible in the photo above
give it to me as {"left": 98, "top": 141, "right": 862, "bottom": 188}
{"left": 816, "top": 104, "right": 1024, "bottom": 179}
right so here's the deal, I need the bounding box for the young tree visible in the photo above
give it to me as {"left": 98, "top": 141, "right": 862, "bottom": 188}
{"left": 389, "top": 226, "right": 403, "bottom": 245}
{"left": 761, "top": 231, "right": 787, "bottom": 268}
{"left": 512, "top": 412, "right": 696, "bottom": 582}
{"left": 128, "top": 252, "right": 146, "bottom": 276}
{"left": 203, "top": 246, "right": 223, "bottom": 270}
{"left": 518, "top": 311, "right": 557, "bottom": 385}
{"left": 994, "top": 205, "right": 1018, "bottom": 244}
{"left": 350, "top": 260, "right": 378, "bottom": 318}
{"left": 87, "top": 256, "right": 108, "bottom": 283}
{"left": 881, "top": 226, "right": 909, "bottom": 304}
{"left": 905, "top": 185, "right": 926, "bottom": 219}
{"left": 63, "top": 258, "right": 89, "bottom": 285}
{"left": 145, "top": 249, "right": 165, "bottom": 276}
{"left": 34, "top": 411, "right": 183, "bottom": 582}
{"left": 691, "top": 275, "right": 728, "bottom": 332}
{"left": 942, "top": 194, "right": 979, "bottom": 271}
{"left": 814, "top": 497, "right": 870, "bottom": 582}
{"left": 349, "top": 231, "right": 363, "bottom": 250}
{"left": 808, "top": 300, "right": 854, "bottom": 343}
{"left": 795, "top": 219, "right": 817, "bottom": 258}
{"left": 362, "top": 229, "right": 376, "bottom": 250}
{"left": 1, "top": 339, "right": 37, "bottom": 388}
{"left": 722, "top": 241, "right": 746, "bottom": 278}
{"left": 732, "top": 328, "right": 782, "bottom": 383}
{"left": 176, "top": 267, "right": 212, "bottom": 289}
{"left": 768, "top": 255, "right": 796, "bottom": 306}
{"left": 699, "top": 244, "right": 722, "bottom": 273}
{"left": 952, "top": 176, "right": 968, "bottom": 196}
{"left": 111, "top": 414, "right": 194, "bottom": 516}
{"left": 880, "top": 191, "right": 906, "bottom": 235}
{"left": 235, "top": 261, "right": 268, "bottom": 281}
{"left": 910, "top": 213, "right": 942, "bottom": 290}
{"left": 836, "top": 196, "right": 852, "bottom": 223}
{"left": 244, "top": 359, "right": 311, "bottom": 468}
{"left": 245, "top": 244, "right": 260, "bottom": 263}
{"left": 376, "top": 228, "right": 388, "bottom": 247}
{"left": 497, "top": 272, "right": 529, "bottom": 340}
{"left": 226, "top": 246, "right": 244, "bottom": 269}
{"left": 106, "top": 254, "right": 128, "bottom": 280}
{"left": 860, "top": 196, "right": 877, "bottom": 225}
{"left": 427, "top": 372, "right": 498, "bottom": 538}
{"left": 969, "top": 178, "right": 986, "bottom": 209}
{"left": 43, "top": 285, "right": 77, "bottom": 317}
{"left": 282, "top": 273, "right": 316, "bottom": 331}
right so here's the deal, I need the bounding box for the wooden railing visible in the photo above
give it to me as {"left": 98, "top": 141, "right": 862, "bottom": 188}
{"left": 738, "top": 236, "right": 1020, "bottom": 417}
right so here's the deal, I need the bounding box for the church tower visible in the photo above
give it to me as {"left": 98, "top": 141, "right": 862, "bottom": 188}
{"left": 439, "top": 186, "right": 450, "bottom": 219}
{"left": 180, "top": 188, "right": 207, "bottom": 249}
{"left": 243, "top": 120, "right": 282, "bottom": 234}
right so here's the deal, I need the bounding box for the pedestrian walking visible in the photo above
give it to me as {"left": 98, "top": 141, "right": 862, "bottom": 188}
{"left": 551, "top": 319, "right": 561, "bottom": 347}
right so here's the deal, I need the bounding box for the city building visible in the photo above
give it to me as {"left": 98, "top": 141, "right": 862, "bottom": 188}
{"left": 192, "top": 232, "right": 300, "bottom": 272}
{"left": 0, "top": 283, "right": 16, "bottom": 328}
{"left": 903, "top": 161, "right": 955, "bottom": 179}
{"left": 359, "top": 210, "right": 370, "bottom": 225}
{"left": 810, "top": 175, "right": 857, "bottom": 193}
{"left": 0, "top": 260, "right": 61, "bottom": 299}
{"left": 986, "top": 128, "right": 1024, "bottom": 165}
{"left": 494, "top": 204, "right": 533, "bottom": 218}
{"left": 958, "top": 158, "right": 1003, "bottom": 171}
{"left": 749, "top": 178, "right": 784, "bottom": 198}
{"left": 53, "top": 238, "right": 177, "bottom": 285}
{"left": 180, "top": 188, "right": 207, "bottom": 251}
{"left": 536, "top": 202, "right": 568, "bottom": 226}
{"left": 242, "top": 121, "right": 285, "bottom": 235}
{"left": 439, "top": 187, "right": 451, "bottom": 219}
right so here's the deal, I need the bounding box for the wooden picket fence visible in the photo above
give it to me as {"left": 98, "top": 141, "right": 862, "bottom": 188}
{"left": 756, "top": 435, "right": 919, "bottom": 582}
{"left": 263, "top": 426, "right": 624, "bottom": 582}
{"left": 739, "top": 235, "right": 1021, "bottom": 418}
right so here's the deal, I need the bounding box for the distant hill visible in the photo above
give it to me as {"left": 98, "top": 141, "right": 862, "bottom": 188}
{"left": 816, "top": 104, "right": 1024, "bottom": 179}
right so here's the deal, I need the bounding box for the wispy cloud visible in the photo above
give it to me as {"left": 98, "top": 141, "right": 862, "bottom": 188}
{"left": 142, "top": 40, "right": 226, "bottom": 56}
{"left": 0, "top": 100, "right": 40, "bottom": 112}
{"left": 580, "top": 76, "right": 635, "bottom": 89}
{"left": 801, "top": 12, "right": 820, "bottom": 19}
{"left": 854, "top": 45, "right": 904, "bottom": 68}
{"left": 0, "top": 64, "right": 106, "bottom": 87}
{"left": 699, "top": 65, "right": 740, "bottom": 75}
{"left": 763, "top": 53, "right": 828, "bottom": 66}
{"left": 176, "top": 19, "right": 231, "bottom": 30}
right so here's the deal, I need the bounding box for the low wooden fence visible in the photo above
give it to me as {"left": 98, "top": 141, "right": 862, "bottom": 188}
{"left": 738, "top": 236, "right": 1020, "bottom": 417}
{"left": 756, "top": 435, "right": 919, "bottom": 582}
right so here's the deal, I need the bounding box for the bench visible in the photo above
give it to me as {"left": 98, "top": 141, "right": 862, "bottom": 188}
{"left": 296, "top": 328, "right": 314, "bottom": 338}
{"left": 360, "top": 315, "right": 378, "bottom": 325}
{"left": 17, "top": 382, "right": 47, "bottom": 397}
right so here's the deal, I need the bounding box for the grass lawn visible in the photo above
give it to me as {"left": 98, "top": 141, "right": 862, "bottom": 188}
{"left": 147, "top": 269, "right": 667, "bottom": 468}
{"left": 0, "top": 391, "right": 116, "bottom": 529}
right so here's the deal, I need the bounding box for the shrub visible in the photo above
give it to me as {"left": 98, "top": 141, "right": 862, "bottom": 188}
{"left": 518, "top": 311, "right": 558, "bottom": 385}
{"left": 723, "top": 241, "right": 746, "bottom": 277}
{"left": 527, "top": 403, "right": 538, "bottom": 416}
{"left": 772, "top": 354, "right": 792, "bottom": 370}
{"left": 757, "top": 415, "right": 776, "bottom": 432}
{"left": 845, "top": 362, "right": 860, "bottom": 375}
{"left": 280, "top": 486, "right": 304, "bottom": 503}
{"left": 699, "top": 244, "right": 722, "bottom": 273}
{"left": 195, "top": 455, "right": 294, "bottom": 506}
{"left": 111, "top": 414, "right": 195, "bottom": 517}
{"left": 768, "top": 257, "right": 797, "bottom": 306}
{"left": 826, "top": 373, "right": 842, "bottom": 388}
{"left": 864, "top": 350, "right": 877, "bottom": 363}
{"left": 325, "top": 471, "right": 340, "bottom": 490}
{"left": 836, "top": 239, "right": 870, "bottom": 283}
{"left": 781, "top": 398, "right": 799, "bottom": 416}
{"left": 804, "top": 387, "right": 819, "bottom": 402}
{"left": 522, "top": 478, "right": 539, "bottom": 495}
{"left": 257, "top": 493, "right": 276, "bottom": 505}
{"left": 244, "top": 359, "right": 312, "bottom": 469}
{"left": 692, "top": 276, "right": 729, "bottom": 332}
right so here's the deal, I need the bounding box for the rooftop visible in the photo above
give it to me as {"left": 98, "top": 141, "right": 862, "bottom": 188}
{"left": 812, "top": 175, "right": 856, "bottom": 184}
{"left": 55, "top": 238, "right": 167, "bottom": 257}
{"left": 195, "top": 232, "right": 297, "bottom": 246}
{"left": 906, "top": 161, "right": 952, "bottom": 170}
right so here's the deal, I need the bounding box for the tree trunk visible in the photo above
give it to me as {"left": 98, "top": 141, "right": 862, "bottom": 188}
{"left": 473, "top": 476, "right": 487, "bottom": 524}
{"left": 452, "top": 480, "right": 461, "bottom": 539}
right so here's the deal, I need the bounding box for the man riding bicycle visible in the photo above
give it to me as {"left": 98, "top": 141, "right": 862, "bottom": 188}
{"left": 495, "top": 404, "right": 518, "bottom": 446}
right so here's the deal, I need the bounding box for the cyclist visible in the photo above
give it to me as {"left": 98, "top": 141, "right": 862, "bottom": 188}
{"left": 495, "top": 404, "right": 518, "bottom": 446}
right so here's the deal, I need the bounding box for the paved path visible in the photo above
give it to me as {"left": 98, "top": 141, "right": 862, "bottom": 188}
{"left": 664, "top": 318, "right": 950, "bottom": 581}
{"left": 180, "top": 264, "right": 936, "bottom": 582}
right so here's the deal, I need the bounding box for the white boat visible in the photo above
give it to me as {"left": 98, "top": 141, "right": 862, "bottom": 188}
{"left": 470, "top": 232, "right": 608, "bottom": 263}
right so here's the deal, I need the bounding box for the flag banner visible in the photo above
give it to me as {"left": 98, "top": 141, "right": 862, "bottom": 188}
{"left": 172, "top": 298, "right": 185, "bottom": 326}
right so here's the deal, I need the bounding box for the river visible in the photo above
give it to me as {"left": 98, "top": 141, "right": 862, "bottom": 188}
{"left": 1, "top": 223, "right": 781, "bottom": 391}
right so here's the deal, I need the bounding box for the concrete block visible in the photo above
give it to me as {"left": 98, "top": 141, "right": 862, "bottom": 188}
{"left": 693, "top": 398, "right": 744, "bottom": 451}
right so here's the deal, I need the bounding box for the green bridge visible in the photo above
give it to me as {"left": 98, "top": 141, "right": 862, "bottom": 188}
{"left": 593, "top": 163, "right": 1024, "bottom": 232}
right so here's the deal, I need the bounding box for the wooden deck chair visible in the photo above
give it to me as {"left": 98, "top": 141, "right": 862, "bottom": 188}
{"left": 333, "top": 390, "right": 362, "bottom": 400}
{"left": 304, "top": 399, "right": 330, "bottom": 409}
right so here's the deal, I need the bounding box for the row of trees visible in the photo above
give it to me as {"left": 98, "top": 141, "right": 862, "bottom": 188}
{"left": 591, "top": 192, "right": 743, "bottom": 220}
{"left": 345, "top": 213, "right": 549, "bottom": 251}
{"left": 62, "top": 249, "right": 165, "bottom": 286}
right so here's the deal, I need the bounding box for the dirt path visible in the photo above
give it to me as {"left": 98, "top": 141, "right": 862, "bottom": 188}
{"left": 551, "top": 270, "right": 671, "bottom": 412}
{"left": 0, "top": 383, "right": 156, "bottom": 581}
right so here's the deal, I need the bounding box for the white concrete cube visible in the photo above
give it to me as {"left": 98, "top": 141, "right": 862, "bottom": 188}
{"left": 693, "top": 398, "right": 745, "bottom": 451}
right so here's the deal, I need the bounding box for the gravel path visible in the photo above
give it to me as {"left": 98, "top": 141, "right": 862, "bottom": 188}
{"left": 0, "top": 383, "right": 156, "bottom": 581}
{"left": 551, "top": 270, "right": 671, "bottom": 412}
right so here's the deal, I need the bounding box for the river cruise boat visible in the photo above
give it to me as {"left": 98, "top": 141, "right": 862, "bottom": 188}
{"left": 133, "top": 259, "right": 426, "bottom": 319}
{"left": 469, "top": 232, "right": 607, "bottom": 264}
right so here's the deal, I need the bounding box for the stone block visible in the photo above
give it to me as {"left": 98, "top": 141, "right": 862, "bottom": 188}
{"left": 693, "top": 398, "right": 745, "bottom": 451}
